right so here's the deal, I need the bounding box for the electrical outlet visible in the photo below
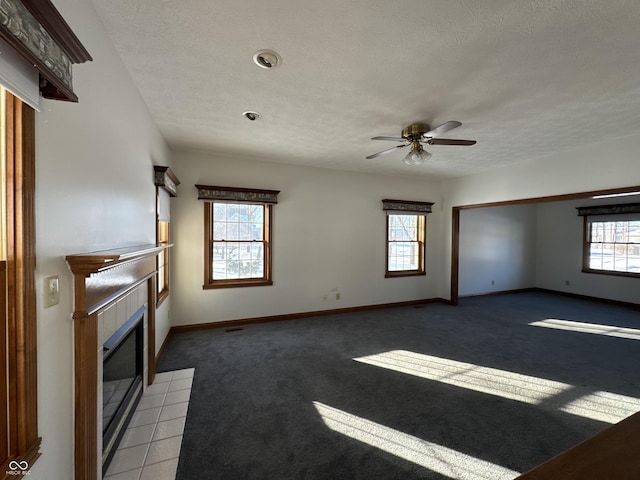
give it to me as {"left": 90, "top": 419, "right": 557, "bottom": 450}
{"left": 322, "top": 294, "right": 328, "bottom": 301}
{"left": 336, "top": 293, "right": 340, "bottom": 300}
{"left": 491, "top": 280, "right": 495, "bottom": 286}
{"left": 44, "top": 275, "right": 59, "bottom": 308}
{"left": 565, "top": 280, "right": 570, "bottom": 286}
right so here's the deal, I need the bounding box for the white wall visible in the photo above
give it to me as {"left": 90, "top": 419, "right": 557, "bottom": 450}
{"left": 441, "top": 134, "right": 640, "bottom": 301}
{"left": 536, "top": 198, "right": 639, "bottom": 304}
{"left": 31, "top": 0, "right": 172, "bottom": 478}
{"left": 459, "top": 205, "right": 537, "bottom": 296}
{"left": 170, "top": 149, "right": 443, "bottom": 326}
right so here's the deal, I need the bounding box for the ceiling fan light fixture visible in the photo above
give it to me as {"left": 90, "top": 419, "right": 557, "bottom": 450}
{"left": 403, "top": 142, "right": 431, "bottom": 166}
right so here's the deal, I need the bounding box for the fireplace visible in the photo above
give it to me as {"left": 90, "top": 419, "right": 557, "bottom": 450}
{"left": 102, "top": 306, "right": 145, "bottom": 474}
{"left": 66, "top": 244, "right": 170, "bottom": 480}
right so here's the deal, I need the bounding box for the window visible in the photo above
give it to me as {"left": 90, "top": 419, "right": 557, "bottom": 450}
{"left": 198, "top": 185, "right": 279, "bottom": 289}
{"left": 579, "top": 204, "right": 640, "bottom": 277}
{"left": 157, "top": 219, "right": 170, "bottom": 302}
{"left": 383, "top": 199, "right": 432, "bottom": 278}
{"left": 154, "top": 166, "right": 179, "bottom": 306}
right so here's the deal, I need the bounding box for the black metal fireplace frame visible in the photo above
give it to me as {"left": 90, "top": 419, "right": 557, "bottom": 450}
{"left": 102, "top": 305, "right": 146, "bottom": 474}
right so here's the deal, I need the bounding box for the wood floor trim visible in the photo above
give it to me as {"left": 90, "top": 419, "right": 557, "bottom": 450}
{"left": 533, "top": 287, "right": 640, "bottom": 309}
{"left": 169, "top": 298, "right": 448, "bottom": 335}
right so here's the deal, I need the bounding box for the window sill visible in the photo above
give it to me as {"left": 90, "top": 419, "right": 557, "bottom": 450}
{"left": 385, "top": 271, "right": 426, "bottom": 278}
{"left": 203, "top": 279, "right": 273, "bottom": 289}
{"left": 582, "top": 268, "right": 639, "bottom": 279}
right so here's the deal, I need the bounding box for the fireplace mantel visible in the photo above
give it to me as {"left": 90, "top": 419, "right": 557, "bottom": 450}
{"left": 66, "top": 243, "right": 169, "bottom": 480}
{"left": 66, "top": 244, "right": 167, "bottom": 275}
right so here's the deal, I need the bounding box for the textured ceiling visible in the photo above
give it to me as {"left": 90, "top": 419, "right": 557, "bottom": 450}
{"left": 90, "top": 0, "right": 640, "bottom": 178}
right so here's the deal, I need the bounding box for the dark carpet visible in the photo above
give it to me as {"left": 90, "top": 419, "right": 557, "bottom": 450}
{"left": 156, "top": 291, "right": 640, "bottom": 479}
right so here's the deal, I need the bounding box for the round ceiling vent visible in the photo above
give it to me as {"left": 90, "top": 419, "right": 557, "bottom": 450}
{"left": 252, "top": 50, "right": 281, "bottom": 69}
{"left": 243, "top": 111, "right": 262, "bottom": 121}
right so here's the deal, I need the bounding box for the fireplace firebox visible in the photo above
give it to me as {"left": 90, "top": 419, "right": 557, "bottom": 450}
{"left": 102, "top": 306, "right": 145, "bottom": 474}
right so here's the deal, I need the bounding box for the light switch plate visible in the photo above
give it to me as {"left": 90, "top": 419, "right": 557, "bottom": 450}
{"left": 44, "top": 275, "right": 59, "bottom": 308}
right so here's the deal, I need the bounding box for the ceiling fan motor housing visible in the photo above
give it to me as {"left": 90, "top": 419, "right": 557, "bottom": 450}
{"left": 402, "top": 123, "right": 430, "bottom": 141}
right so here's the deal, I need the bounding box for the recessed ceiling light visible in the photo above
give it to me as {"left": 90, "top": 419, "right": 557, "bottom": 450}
{"left": 243, "top": 111, "right": 262, "bottom": 121}
{"left": 252, "top": 50, "right": 281, "bottom": 69}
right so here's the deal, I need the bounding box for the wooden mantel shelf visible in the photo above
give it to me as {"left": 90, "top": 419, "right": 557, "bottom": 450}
{"left": 66, "top": 243, "right": 170, "bottom": 276}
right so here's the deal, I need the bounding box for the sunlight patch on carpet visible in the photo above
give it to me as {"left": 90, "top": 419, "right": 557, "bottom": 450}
{"left": 559, "top": 391, "right": 640, "bottom": 424}
{"left": 353, "top": 350, "right": 571, "bottom": 405}
{"left": 529, "top": 319, "right": 640, "bottom": 341}
{"left": 313, "top": 401, "right": 519, "bottom": 480}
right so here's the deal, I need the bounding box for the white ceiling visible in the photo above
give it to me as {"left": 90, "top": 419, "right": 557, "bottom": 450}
{"left": 90, "top": 0, "right": 640, "bottom": 179}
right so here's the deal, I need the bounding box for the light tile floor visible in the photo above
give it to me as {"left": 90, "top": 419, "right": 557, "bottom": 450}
{"left": 104, "top": 368, "right": 194, "bottom": 480}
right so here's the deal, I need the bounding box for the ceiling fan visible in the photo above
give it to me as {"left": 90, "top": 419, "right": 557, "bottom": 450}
{"left": 366, "top": 121, "right": 476, "bottom": 165}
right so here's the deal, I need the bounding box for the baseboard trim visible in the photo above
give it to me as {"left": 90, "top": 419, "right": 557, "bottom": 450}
{"left": 459, "top": 287, "right": 538, "bottom": 298}
{"left": 169, "top": 297, "right": 448, "bottom": 334}
{"left": 532, "top": 287, "right": 640, "bottom": 309}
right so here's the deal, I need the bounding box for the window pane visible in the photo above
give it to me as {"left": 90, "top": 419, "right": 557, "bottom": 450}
{"left": 615, "top": 222, "right": 628, "bottom": 243}
{"left": 590, "top": 223, "right": 604, "bottom": 243}
{"left": 614, "top": 244, "right": 628, "bottom": 272}
{"left": 238, "top": 242, "right": 252, "bottom": 260}
{"left": 389, "top": 215, "right": 417, "bottom": 241}
{"left": 227, "top": 223, "right": 239, "bottom": 240}
{"left": 630, "top": 244, "right": 640, "bottom": 273}
{"left": 250, "top": 205, "right": 264, "bottom": 223}
{"left": 601, "top": 243, "right": 615, "bottom": 270}
{"left": 213, "top": 203, "right": 226, "bottom": 221}
{"left": 213, "top": 222, "right": 226, "bottom": 240}
{"left": 238, "top": 222, "right": 251, "bottom": 240}
{"left": 388, "top": 241, "right": 418, "bottom": 271}
{"left": 213, "top": 260, "right": 227, "bottom": 279}
{"left": 603, "top": 222, "right": 615, "bottom": 242}
{"left": 629, "top": 221, "right": 640, "bottom": 243}
{"left": 589, "top": 243, "right": 603, "bottom": 270}
{"left": 237, "top": 204, "right": 250, "bottom": 221}
{"left": 251, "top": 223, "right": 263, "bottom": 240}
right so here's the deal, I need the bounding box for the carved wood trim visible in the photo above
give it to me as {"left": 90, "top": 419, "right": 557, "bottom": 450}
{"left": 0, "top": 0, "right": 91, "bottom": 102}
{"left": 154, "top": 166, "right": 180, "bottom": 197}
{"left": 195, "top": 184, "right": 280, "bottom": 204}
{"left": 382, "top": 198, "right": 434, "bottom": 214}
{"left": 19, "top": 0, "right": 92, "bottom": 64}
{"left": 65, "top": 244, "right": 168, "bottom": 480}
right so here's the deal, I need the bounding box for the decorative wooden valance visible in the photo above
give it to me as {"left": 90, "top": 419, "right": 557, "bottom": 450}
{"left": 0, "top": 0, "right": 92, "bottom": 102}
{"left": 154, "top": 165, "right": 180, "bottom": 197}
{"left": 382, "top": 199, "right": 434, "bottom": 215}
{"left": 577, "top": 203, "right": 640, "bottom": 217}
{"left": 196, "top": 184, "right": 280, "bottom": 204}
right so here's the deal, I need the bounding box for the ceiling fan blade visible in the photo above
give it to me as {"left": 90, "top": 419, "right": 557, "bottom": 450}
{"left": 428, "top": 138, "right": 476, "bottom": 146}
{"left": 366, "top": 144, "right": 408, "bottom": 159}
{"left": 423, "top": 121, "right": 462, "bottom": 138}
{"left": 372, "top": 136, "right": 407, "bottom": 142}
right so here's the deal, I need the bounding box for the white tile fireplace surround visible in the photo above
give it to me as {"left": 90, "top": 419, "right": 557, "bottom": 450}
{"left": 104, "top": 368, "right": 194, "bottom": 480}
{"left": 66, "top": 244, "right": 171, "bottom": 480}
